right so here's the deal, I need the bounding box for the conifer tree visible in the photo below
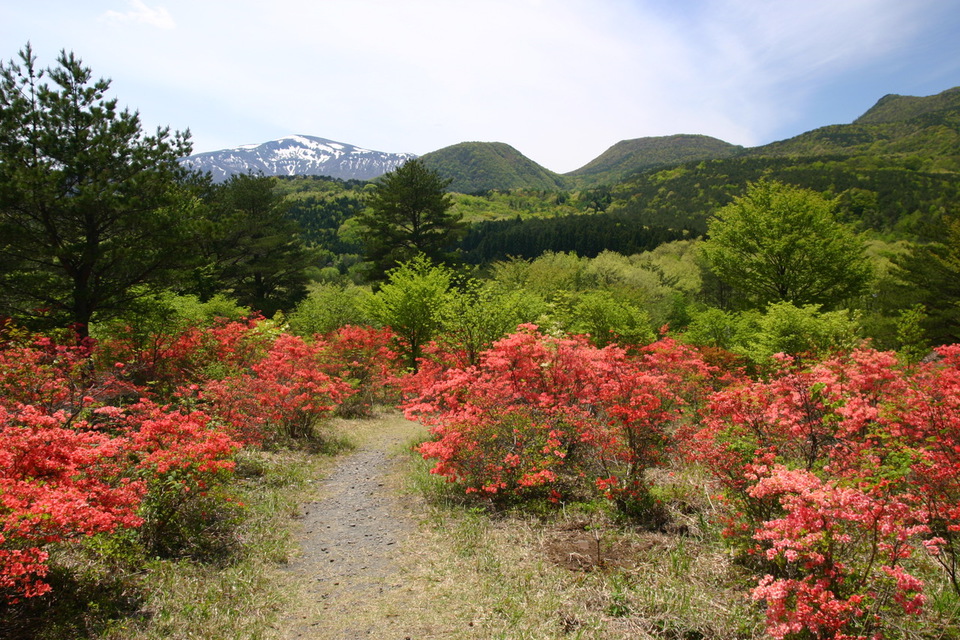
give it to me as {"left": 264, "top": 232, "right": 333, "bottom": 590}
{"left": 894, "top": 215, "right": 960, "bottom": 344}
{"left": 192, "top": 173, "right": 313, "bottom": 316}
{"left": 0, "top": 44, "right": 195, "bottom": 336}
{"left": 354, "top": 159, "right": 465, "bottom": 280}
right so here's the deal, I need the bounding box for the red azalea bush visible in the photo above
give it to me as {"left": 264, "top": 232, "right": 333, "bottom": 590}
{"left": 0, "top": 395, "right": 242, "bottom": 600}
{"left": 320, "top": 325, "right": 402, "bottom": 417}
{"left": 405, "top": 325, "right": 720, "bottom": 513}
{"left": 680, "top": 346, "right": 960, "bottom": 638}
{"left": 892, "top": 345, "right": 960, "bottom": 593}
{"left": 0, "top": 405, "right": 144, "bottom": 601}
{"left": 95, "top": 316, "right": 278, "bottom": 398}
{"left": 199, "top": 333, "right": 354, "bottom": 443}
{"left": 405, "top": 327, "right": 604, "bottom": 499}
{"left": 116, "top": 399, "right": 242, "bottom": 558}
{"left": 0, "top": 334, "right": 129, "bottom": 417}
{"left": 747, "top": 466, "right": 927, "bottom": 640}
{"left": 0, "top": 325, "right": 262, "bottom": 601}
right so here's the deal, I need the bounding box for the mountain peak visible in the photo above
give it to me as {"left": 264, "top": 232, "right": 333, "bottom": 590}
{"left": 854, "top": 86, "right": 960, "bottom": 126}
{"left": 181, "top": 135, "right": 415, "bottom": 182}
{"left": 418, "top": 141, "right": 565, "bottom": 193}
{"left": 565, "top": 134, "right": 742, "bottom": 184}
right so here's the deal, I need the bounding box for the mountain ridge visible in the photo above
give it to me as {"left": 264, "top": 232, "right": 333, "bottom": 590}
{"left": 602, "top": 85, "right": 960, "bottom": 239}
{"left": 181, "top": 135, "right": 416, "bottom": 182}
{"left": 181, "top": 85, "right": 959, "bottom": 191}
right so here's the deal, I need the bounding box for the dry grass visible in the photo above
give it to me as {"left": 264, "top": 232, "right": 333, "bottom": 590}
{"left": 318, "top": 441, "right": 767, "bottom": 640}
{"left": 391, "top": 447, "right": 960, "bottom": 640}
{"left": 11, "top": 411, "right": 960, "bottom": 639}
{"left": 101, "top": 445, "right": 335, "bottom": 640}
{"left": 0, "top": 420, "right": 347, "bottom": 640}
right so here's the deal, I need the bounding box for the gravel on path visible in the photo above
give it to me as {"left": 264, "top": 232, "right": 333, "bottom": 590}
{"left": 282, "top": 414, "right": 426, "bottom": 639}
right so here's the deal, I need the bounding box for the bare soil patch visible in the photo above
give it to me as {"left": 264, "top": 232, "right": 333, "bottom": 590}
{"left": 542, "top": 524, "right": 666, "bottom": 572}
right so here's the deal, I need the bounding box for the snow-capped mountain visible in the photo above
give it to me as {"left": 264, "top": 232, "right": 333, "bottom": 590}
{"left": 181, "top": 135, "right": 416, "bottom": 182}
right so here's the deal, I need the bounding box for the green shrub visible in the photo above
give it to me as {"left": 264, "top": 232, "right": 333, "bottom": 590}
{"left": 286, "top": 282, "right": 371, "bottom": 336}
{"left": 566, "top": 290, "right": 655, "bottom": 347}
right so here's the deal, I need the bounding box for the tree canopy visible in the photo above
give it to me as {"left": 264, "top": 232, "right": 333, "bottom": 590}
{"left": 0, "top": 44, "right": 195, "bottom": 336}
{"left": 190, "top": 173, "right": 313, "bottom": 317}
{"left": 893, "top": 215, "right": 960, "bottom": 345}
{"left": 364, "top": 255, "right": 452, "bottom": 370}
{"left": 354, "top": 159, "right": 465, "bottom": 280}
{"left": 701, "top": 180, "right": 870, "bottom": 310}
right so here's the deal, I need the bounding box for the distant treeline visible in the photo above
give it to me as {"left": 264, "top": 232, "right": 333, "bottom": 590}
{"left": 275, "top": 150, "right": 960, "bottom": 267}
{"left": 611, "top": 155, "right": 960, "bottom": 238}
{"left": 286, "top": 194, "right": 363, "bottom": 254}
{"left": 458, "top": 212, "right": 690, "bottom": 263}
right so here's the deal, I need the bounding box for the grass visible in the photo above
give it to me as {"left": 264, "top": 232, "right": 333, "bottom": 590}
{"left": 8, "top": 412, "right": 960, "bottom": 639}
{"left": 390, "top": 443, "right": 767, "bottom": 639}
{"left": 0, "top": 422, "right": 349, "bottom": 640}
{"left": 396, "top": 445, "right": 960, "bottom": 640}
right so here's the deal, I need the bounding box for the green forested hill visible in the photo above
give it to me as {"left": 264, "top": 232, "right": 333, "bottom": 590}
{"left": 743, "top": 86, "right": 960, "bottom": 168}
{"left": 418, "top": 141, "right": 566, "bottom": 194}
{"left": 278, "top": 86, "right": 960, "bottom": 269}
{"left": 605, "top": 86, "right": 960, "bottom": 238}
{"left": 855, "top": 87, "right": 960, "bottom": 125}
{"left": 607, "top": 155, "right": 960, "bottom": 238}
{"left": 564, "top": 134, "right": 743, "bottom": 187}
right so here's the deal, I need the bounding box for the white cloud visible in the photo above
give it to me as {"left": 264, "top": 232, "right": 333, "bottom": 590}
{"left": 101, "top": 0, "right": 175, "bottom": 30}
{"left": 20, "top": 0, "right": 952, "bottom": 171}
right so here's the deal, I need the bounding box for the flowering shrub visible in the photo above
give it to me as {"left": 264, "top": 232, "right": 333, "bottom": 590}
{"left": 0, "top": 334, "right": 125, "bottom": 417}
{"left": 96, "top": 316, "right": 279, "bottom": 398}
{"left": 681, "top": 345, "right": 960, "bottom": 637}
{"left": 406, "top": 327, "right": 604, "bottom": 500}
{"left": 115, "top": 400, "right": 242, "bottom": 558}
{"left": 682, "top": 350, "right": 910, "bottom": 539}
{"left": 892, "top": 344, "right": 960, "bottom": 593}
{"left": 749, "top": 466, "right": 927, "bottom": 640}
{"left": 0, "top": 330, "right": 244, "bottom": 600}
{"left": 0, "top": 405, "right": 144, "bottom": 601}
{"left": 320, "top": 325, "right": 402, "bottom": 417}
{"left": 200, "top": 333, "right": 354, "bottom": 443}
{"left": 406, "top": 325, "right": 719, "bottom": 513}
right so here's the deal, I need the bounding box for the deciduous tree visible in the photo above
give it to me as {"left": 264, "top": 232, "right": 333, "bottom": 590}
{"left": 364, "top": 255, "right": 452, "bottom": 369}
{"left": 701, "top": 180, "right": 870, "bottom": 310}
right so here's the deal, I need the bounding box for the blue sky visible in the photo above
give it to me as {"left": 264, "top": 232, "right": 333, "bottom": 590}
{"left": 3, "top": 0, "right": 960, "bottom": 172}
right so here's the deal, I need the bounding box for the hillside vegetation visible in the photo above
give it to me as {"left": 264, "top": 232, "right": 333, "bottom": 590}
{"left": 419, "top": 141, "right": 566, "bottom": 193}
{"left": 602, "top": 86, "right": 960, "bottom": 238}
{"left": 606, "top": 155, "right": 960, "bottom": 237}
{"left": 274, "top": 86, "right": 960, "bottom": 275}
{"left": 564, "top": 134, "right": 743, "bottom": 187}
{"left": 745, "top": 86, "right": 960, "bottom": 165}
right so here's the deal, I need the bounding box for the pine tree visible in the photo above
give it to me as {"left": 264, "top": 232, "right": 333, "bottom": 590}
{"left": 354, "top": 159, "right": 465, "bottom": 280}
{"left": 192, "top": 173, "right": 313, "bottom": 316}
{"left": 0, "top": 45, "right": 195, "bottom": 336}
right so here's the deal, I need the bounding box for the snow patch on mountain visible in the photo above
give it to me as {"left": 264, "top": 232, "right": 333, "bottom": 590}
{"left": 181, "top": 135, "right": 416, "bottom": 182}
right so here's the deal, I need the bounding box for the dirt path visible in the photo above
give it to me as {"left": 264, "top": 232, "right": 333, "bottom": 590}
{"left": 281, "top": 413, "right": 427, "bottom": 639}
